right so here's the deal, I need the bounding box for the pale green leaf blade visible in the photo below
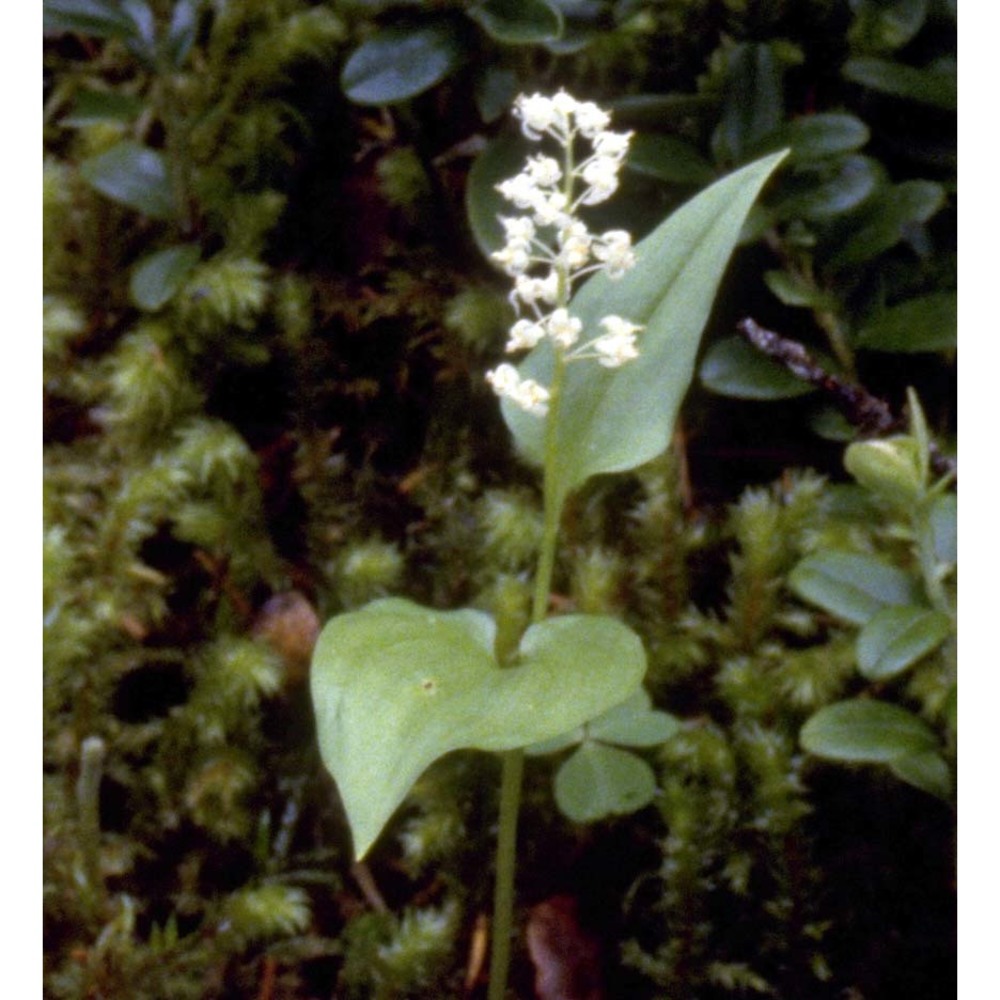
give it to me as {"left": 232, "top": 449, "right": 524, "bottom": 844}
{"left": 856, "top": 605, "right": 951, "bottom": 680}
{"left": 503, "top": 151, "right": 788, "bottom": 507}
{"left": 788, "top": 550, "right": 921, "bottom": 625}
{"left": 800, "top": 699, "right": 938, "bottom": 763}
{"left": 554, "top": 743, "right": 657, "bottom": 822}
{"left": 310, "top": 599, "right": 645, "bottom": 857}
{"left": 586, "top": 689, "right": 681, "bottom": 747}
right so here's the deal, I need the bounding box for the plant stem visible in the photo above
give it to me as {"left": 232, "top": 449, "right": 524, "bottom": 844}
{"left": 489, "top": 123, "right": 577, "bottom": 999}
{"left": 487, "top": 361, "right": 566, "bottom": 997}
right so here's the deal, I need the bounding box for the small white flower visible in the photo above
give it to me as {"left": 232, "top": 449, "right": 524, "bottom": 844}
{"left": 492, "top": 241, "right": 531, "bottom": 275}
{"left": 551, "top": 90, "right": 578, "bottom": 127}
{"left": 497, "top": 171, "right": 542, "bottom": 210}
{"left": 579, "top": 156, "right": 621, "bottom": 205}
{"left": 574, "top": 101, "right": 611, "bottom": 138}
{"left": 512, "top": 271, "right": 560, "bottom": 309}
{"left": 526, "top": 155, "right": 562, "bottom": 188}
{"left": 506, "top": 318, "right": 546, "bottom": 352}
{"left": 593, "top": 130, "right": 633, "bottom": 160}
{"left": 593, "top": 315, "right": 642, "bottom": 367}
{"left": 546, "top": 308, "right": 583, "bottom": 348}
{"left": 558, "top": 220, "right": 592, "bottom": 270}
{"left": 501, "top": 216, "right": 536, "bottom": 242}
{"left": 515, "top": 93, "right": 557, "bottom": 139}
{"left": 593, "top": 229, "right": 635, "bottom": 278}
{"left": 486, "top": 363, "right": 550, "bottom": 416}
{"left": 531, "top": 190, "right": 569, "bottom": 227}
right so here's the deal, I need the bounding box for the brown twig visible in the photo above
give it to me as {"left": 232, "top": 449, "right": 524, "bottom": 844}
{"left": 735, "top": 317, "right": 956, "bottom": 481}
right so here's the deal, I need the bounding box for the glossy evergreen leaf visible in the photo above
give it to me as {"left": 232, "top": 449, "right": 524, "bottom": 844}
{"left": 712, "top": 43, "right": 787, "bottom": 163}
{"left": 888, "top": 750, "right": 952, "bottom": 800}
{"left": 754, "top": 113, "right": 870, "bottom": 163}
{"left": 700, "top": 335, "right": 815, "bottom": 399}
{"left": 466, "top": 132, "right": 533, "bottom": 258}
{"left": 824, "top": 180, "right": 945, "bottom": 271}
{"left": 61, "top": 88, "right": 145, "bottom": 127}
{"left": 764, "top": 269, "right": 835, "bottom": 310}
{"left": 800, "top": 699, "right": 938, "bottom": 763}
{"left": 502, "top": 152, "right": 788, "bottom": 511}
{"left": 44, "top": 0, "right": 141, "bottom": 39}
{"left": 554, "top": 743, "right": 657, "bottom": 822}
{"left": 79, "top": 141, "right": 176, "bottom": 219}
{"left": 474, "top": 66, "right": 519, "bottom": 123}
{"left": 771, "top": 155, "right": 883, "bottom": 221}
{"left": 855, "top": 291, "right": 956, "bottom": 352}
{"left": 586, "top": 689, "right": 680, "bottom": 747}
{"left": 166, "top": 0, "right": 199, "bottom": 68}
{"left": 130, "top": 245, "right": 201, "bottom": 311}
{"left": 341, "top": 22, "right": 467, "bottom": 105}
{"left": 788, "top": 551, "right": 921, "bottom": 624}
{"left": 469, "top": 0, "right": 562, "bottom": 43}
{"left": 843, "top": 57, "right": 956, "bottom": 110}
{"left": 626, "top": 134, "right": 715, "bottom": 186}
{"left": 856, "top": 605, "right": 951, "bottom": 680}
{"left": 310, "top": 599, "right": 645, "bottom": 857}
{"left": 930, "top": 493, "right": 957, "bottom": 565}
{"left": 848, "top": 0, "right": 928, "bottom": 53}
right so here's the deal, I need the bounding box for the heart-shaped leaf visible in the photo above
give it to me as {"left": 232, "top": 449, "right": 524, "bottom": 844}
{"left": 310, "top": 598, "right": 645, "bottom": 857}
{"left": 502, "top": 151, "right": 788, "bottom": 514}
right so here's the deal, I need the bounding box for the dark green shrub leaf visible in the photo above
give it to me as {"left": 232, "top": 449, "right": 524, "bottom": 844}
{"left": 700, "top": 335, "right": 815, "bottom": 399}
{"left": 755, "top": 113, "right": 870, "bottom": 163}
{"left": 608, "top": 93, "right": 721, "bottom": 130}
{"left": 800, "top": 699, "right": 938, "bottom": 762}
{"left": 856, "top": 605, "right": 951, "bottom": 680}
{"left": 824, "top": 180, "right": 946, "bottom": 271}
{"left": 763, "top": 269, "right": 835, "bottom": 310}
{"left": 79, "top": 141, "right": 176, "bottom": 219}
{"left": 166, "top": 0, "right": 199, "bottom": 68}
{"left": 61, "top": 88, "right": 145, "bottom": 127}
{"left": 44, "top": 0, "right": 140, "bottom": 39}
{"left": 626, "top": 134, "right": 715, "bottom": 186}
{"left": 771, "top": 155, "right": 883, "bottom": 221}
{"left": 468, "top": 0, "right": 562, "bottom": 44}
{"left": 586, "top": 689, "right": 680, "bottom": 747}
{"left": 310, "top": 599, "right": 645, "bottom": 856}
{"left": 843, "top": 57, "right": 956, "bottom": 110}
{"left": 788, "top": 551, "right": 921, "bottom": 624}
{"left": 341, "top": 22, "right": 467, "bottom": 105}
{"left": 888, "top": 750, "right": 953, "bottom": 800}
{"left": 848, "top": 0, "right": 928, "bottom": 53}
{"left": 503, "top": 152, "right": 788, "bottom": 512}
{"left": 712, "top": 43, "right": 788, "bottom": 163}
{"left": 856, "top": 291, "right": 957, "bottom": 352}
{"left": 554, "top": 743, "right": 657, "bottom": 822}
{"left": 930, "top": 493, "right": 956, "bottom": 564}
{"left": 474, "top": 66, "right": 519, "bottom": 122}
{"left": 130, "top": 245, "right": 201, "bottom": 311}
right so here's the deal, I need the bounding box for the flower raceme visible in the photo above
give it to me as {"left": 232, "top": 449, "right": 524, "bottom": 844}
{"left": 485, "top": 91, "right": 644, "bottom": 417}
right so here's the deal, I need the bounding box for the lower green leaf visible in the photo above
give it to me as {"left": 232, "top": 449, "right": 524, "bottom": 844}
{"left": 130, "top": 245, "right": 201, "bottom": 311}
{"left": 554, "top": 743, "right": 657, "bottom": 823}
{"left": 856, "top": 605, "right": 951, "bottom": 680}
{"left": 888, "top": 750, "right": 953, "bottom": 800}
{"left": 310, "top": 599, "right": 645, "bottom": 857}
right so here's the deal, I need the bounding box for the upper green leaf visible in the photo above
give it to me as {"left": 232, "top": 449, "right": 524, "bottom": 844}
{"left": 856, "top": 292, "right": 957, "bottom": 353}
{"left": 310, "top": 599, "right": 645, "bottom": 857}
{"left": 554, "top": 743, "right": 657, "bottom": 822}
{"left": 502, "top": 151, "right": 788, "bottom": 513}
{"left": 130, "top": 245, "right": 202, "bottom": 311}
{"left": 856, "top": 605, "right": 951, "bottom": 680}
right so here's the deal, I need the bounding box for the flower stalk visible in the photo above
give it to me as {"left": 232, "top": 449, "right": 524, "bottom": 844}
{"left": 485, "top": 89, "right": 642, "bottom": 999}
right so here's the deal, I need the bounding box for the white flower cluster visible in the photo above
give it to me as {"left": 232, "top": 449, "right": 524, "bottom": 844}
{"left": 485, "top": 91, "right": 643, "bottom": 418}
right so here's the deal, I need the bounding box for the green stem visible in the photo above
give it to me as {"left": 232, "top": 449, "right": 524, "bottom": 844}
{"left": 488, "top": 123, "right": 578, "bottom": 999}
